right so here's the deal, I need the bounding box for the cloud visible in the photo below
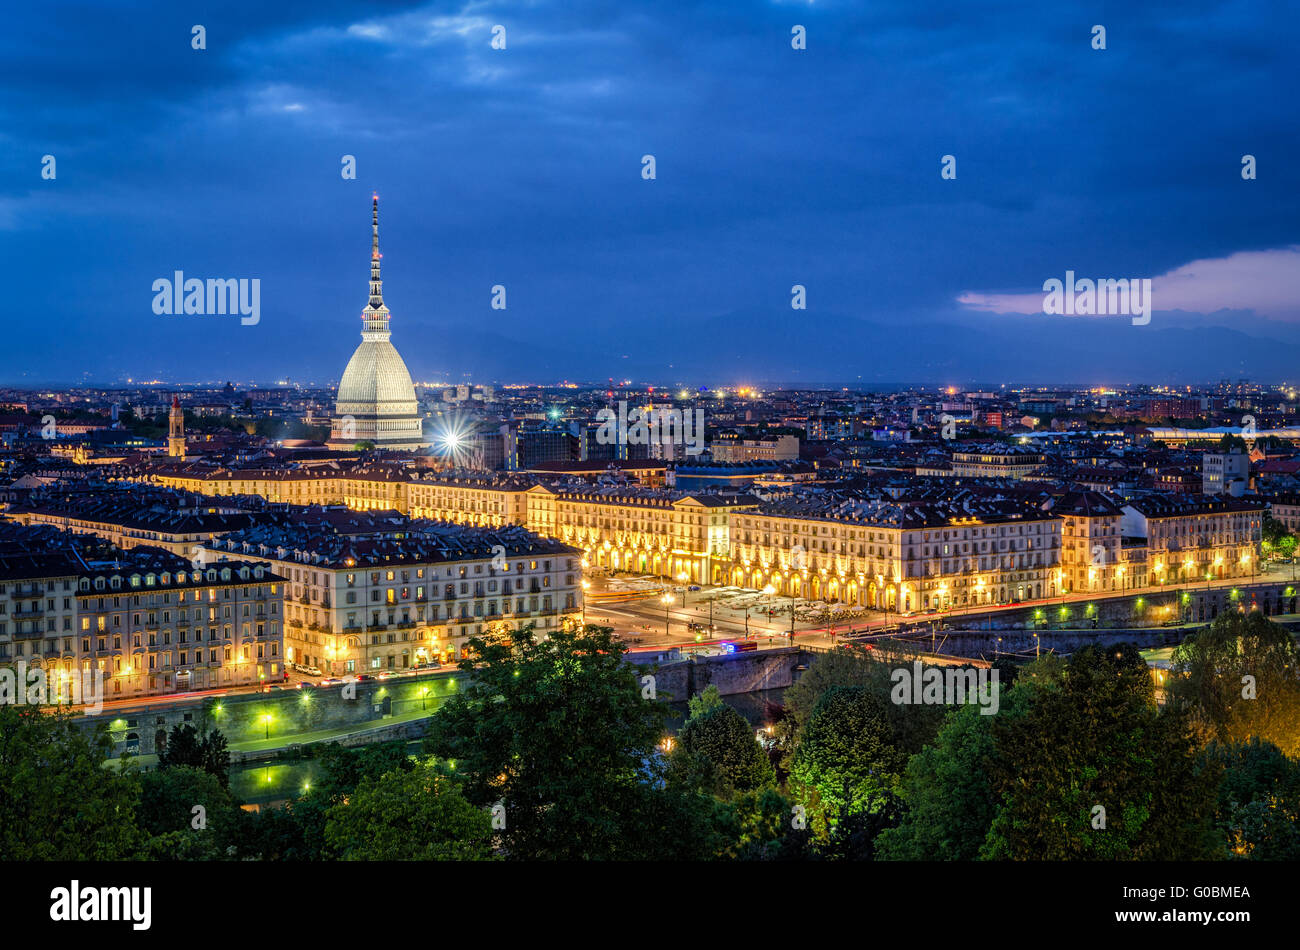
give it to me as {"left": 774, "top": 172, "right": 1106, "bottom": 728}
{"left": 957, "top": 247, "right": 1300, "bottom": 323}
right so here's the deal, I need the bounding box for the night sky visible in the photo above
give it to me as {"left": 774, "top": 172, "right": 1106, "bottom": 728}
{"left": 7, "top": 0, "right": 1298, "bottom": 387}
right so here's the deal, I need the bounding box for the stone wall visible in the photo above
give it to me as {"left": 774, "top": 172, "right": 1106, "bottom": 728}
{"left": 85, "top": 671, "right": 463, "bottom": 758}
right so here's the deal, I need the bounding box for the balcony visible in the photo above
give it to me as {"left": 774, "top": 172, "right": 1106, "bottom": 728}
{"left": 12, "top": 606, "right": 44, "bottom": 619}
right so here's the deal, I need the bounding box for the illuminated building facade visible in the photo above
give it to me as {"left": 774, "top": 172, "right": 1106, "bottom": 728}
{"left": 204, "top": 515, "right": 581, "bottom": 674}
{"left": 78, "top": 557, "right": 283, "bottom": 698}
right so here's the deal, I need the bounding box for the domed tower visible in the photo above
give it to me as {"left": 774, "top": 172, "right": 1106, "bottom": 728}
{"left": 328, "top": 195, "right": 425, "bottom": 450}
{"left": 168, "top": 395, "right": 186, "bottom": 459}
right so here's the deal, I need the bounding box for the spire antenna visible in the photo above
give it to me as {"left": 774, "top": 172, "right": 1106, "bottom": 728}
{"left": 362, "top": 195, "right": 390, "bottom": 336}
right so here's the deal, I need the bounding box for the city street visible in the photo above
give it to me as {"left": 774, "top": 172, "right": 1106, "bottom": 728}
{"left": 582, "top": 563, "right": 1294, "bottom": 654}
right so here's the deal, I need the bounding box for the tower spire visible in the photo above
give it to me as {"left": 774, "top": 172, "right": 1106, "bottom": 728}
{"left": 362, "top": 193, "right": 390, "bottom": 339}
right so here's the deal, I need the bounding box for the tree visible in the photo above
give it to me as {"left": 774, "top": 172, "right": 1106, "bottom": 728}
{"left": 1258, "top": 517, "right": 1289, "bottom": 545}
{"left": 158, "top": 723, "right": 231, "bottom": 787}
{"left": 982, "top": 644, "right": 1219, "bottom": 860}
{"left": 325, "top": 764, "right": 495, "bottom": 860}
{"left": 686, "top": 684, "right": 726, "bottom": 719}
{"left": 876, "top": 701, "right": 1001, "bottom": 861}
{"left": 1168, "top": 611, "right": 1300, "bottom": 756}
{"left": 0, "top": 707, "right": 145, "bottom": 859}
{"left": 778, "top": 644, "right": 945, "bottom": 762}
{"left": 138, "top": 766, "right": 241, "bottom": 860}
{"left": 425, "top": 623, "right": 720, "bottom": 859}
{"left": 201, "top": 730, "right": 231, "bottom": 787}
{"left": 671, "top": 702, "right": 774, "bottom": 799}
{"left": 788, "top": 686, "right": 907, "bottom": 834}
{"left": 1206, "top": 739, "right": 1300, "bottom": 860}
{"left": 273, "top": 741, "right": 417, "bottom": 860}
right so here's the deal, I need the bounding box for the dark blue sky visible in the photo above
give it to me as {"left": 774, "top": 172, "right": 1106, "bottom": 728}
{"left": 7, "top": 0, "right": 1299, "bottom": 387}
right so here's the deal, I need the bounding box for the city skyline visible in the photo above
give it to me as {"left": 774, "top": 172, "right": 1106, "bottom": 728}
{"left": 8, "top": 0, "right": 1299, "bottom": 386}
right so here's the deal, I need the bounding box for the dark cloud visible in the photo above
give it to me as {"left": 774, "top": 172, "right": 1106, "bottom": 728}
{"left": 4, "top": 0, "right": 1297, "bottom": 385}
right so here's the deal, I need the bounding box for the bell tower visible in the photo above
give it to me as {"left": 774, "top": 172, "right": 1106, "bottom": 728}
{"left": 168, "top": 395, "right": 186, "bottom": 459}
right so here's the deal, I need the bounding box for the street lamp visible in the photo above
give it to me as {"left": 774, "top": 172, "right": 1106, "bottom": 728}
{"left": 419, "top": 685, "right": 429, "bottom": 711}
{"left": 262, "top": 713, "right": 272, "bottom": 741}
{"left": 581, "top": 579, "right": 590, "bottom": 626}
{"left": 677, "top": 571, "right": 689, "bottom": 608}
{"left": 661, "top": 593, "right": 672, "bottom": 638}
{"left": 762, "top": 585, "right": 778, "bottom": 640}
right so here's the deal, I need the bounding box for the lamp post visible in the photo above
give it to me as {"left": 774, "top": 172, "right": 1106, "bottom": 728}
{"left": 762, "top": 585, "right": 777, "bottom": 640}
{"left": 677, "top": 571, "right": 689, "bottom": 608}
{"left": 661, "top": 594, "right": 672, "bottom": 639}
{"left": 262, "top": 713, "right": 271, "bottom": 741}
{"left": 581, "top": 579, "right": 590, "bottom": 626}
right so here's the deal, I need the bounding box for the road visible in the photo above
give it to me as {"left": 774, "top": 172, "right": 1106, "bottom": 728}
{"left": 585, "top": 565, "right": 1292, "bottom": 654}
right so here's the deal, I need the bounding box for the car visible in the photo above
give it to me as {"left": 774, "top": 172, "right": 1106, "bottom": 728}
{"left": 319, "top": 677, "right": 343, "bottom": 687}
{"left": 376, "top": 670, "right": 396, "bottom": 679}
{"left": 354, "top": 673, "right": 376, "bottom": 682}
{"left": 688, "top": 585, "right": 701, "bottom": 591}
{"left": 302, "top": 666, "right": 322, "bottom": 677}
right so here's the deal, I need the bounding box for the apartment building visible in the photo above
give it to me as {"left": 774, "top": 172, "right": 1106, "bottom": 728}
{"left": 950, "top": 445, "right": 1046, "bottom": 479}
{"left": 0, "top": 552, "right": 81, "bottom": 687}
{"left": 77, "top": 554, "right": 283, "bottom": 698}
{"left": 727, "top": 497, "right": 1061, "bottom": 612}
{"left": 1049, "top": 491, "right": 1147, "bottom": 593}
{"left": 1202, "top": 450, "right": 1249, "bottom": 495}
{"left": 710, "top": 434, "right": 799, "bottom": 463}
{"left": 525, "top": 483, "right": 757, "bottom": 586}
{"left": 203, "top": 512, "right": 581, "bottom": 674}
{"left": 1121, "top": 496, "right": 1264, "bottom": 584}
{"left": 6, "top": 493, "right": 266, "bottom": 557}
{"left": 406, "top": 472, "right": 533, "bottom": 525}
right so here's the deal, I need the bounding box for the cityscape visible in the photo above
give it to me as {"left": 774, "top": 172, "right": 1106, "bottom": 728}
{"left": 5, "top": 0, "right": 1293, "bottom": 927}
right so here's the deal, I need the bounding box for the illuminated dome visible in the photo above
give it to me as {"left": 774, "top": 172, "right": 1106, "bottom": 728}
{"left": 336, "top": 342, "right": 418, "bottom": 410}
{"left": 329, "top": 196, "right": 425, "bottom": 450}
